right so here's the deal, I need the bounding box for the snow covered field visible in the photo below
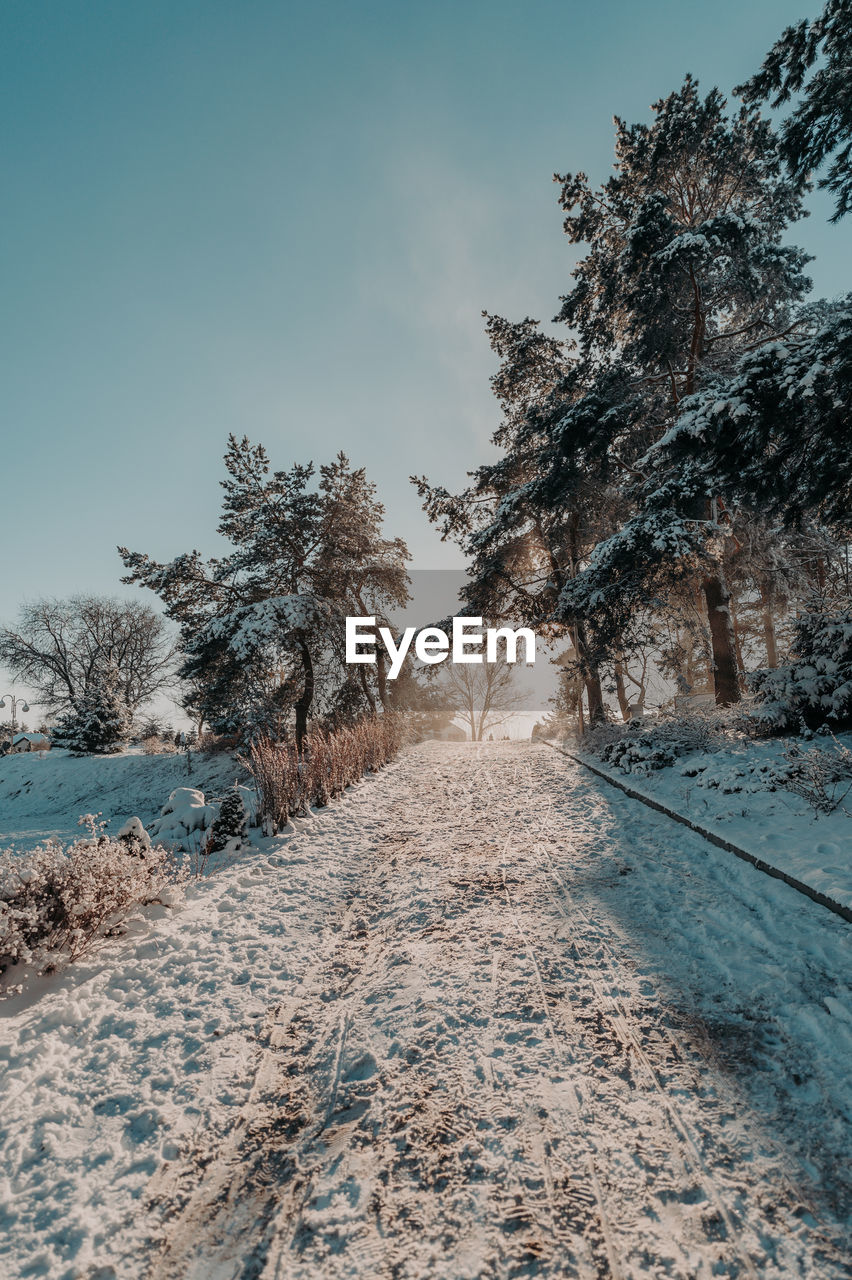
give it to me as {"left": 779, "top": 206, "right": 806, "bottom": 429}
{"left": 567, "top": 732, "right": 852, "bottom": 913}
{"left": 0, "top": 747, "right": 250, "bottom": 855}
{"left": 1, "top": 741, "right": 850, "bottom": 1279}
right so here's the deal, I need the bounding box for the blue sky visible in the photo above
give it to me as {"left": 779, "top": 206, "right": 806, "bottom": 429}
{"left": 2, "top": 0, "right": 848, "bottom": 640}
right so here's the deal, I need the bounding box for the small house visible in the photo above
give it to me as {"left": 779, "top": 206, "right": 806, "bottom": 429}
{"left": 10, "top": 732, "right": 51, "bottom": 753}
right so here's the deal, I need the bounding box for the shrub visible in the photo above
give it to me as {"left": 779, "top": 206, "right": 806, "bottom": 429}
{"left": 148, "top": 788, "right": 219, "bottom": 850}
{"left": 204, "top": 789, "right": 248, "bottom": 856}
{"left": 137, "top": 716, "right": 167, "bottom": 740}
{"left": 0, "top": 816, "right": 182, "bottom": 979}
{"left": 749, "top": 605, "right": 852, "bottom": 734}
{"left": 772, "top": 738, "right": 852, "bottom": 815}
{"left": 198, "top": 731, "right": 241, "bottom": 756}
{"left": 585, "top": 706, "right": 747, "bottom": 775}
{"left": 246, "top": 714, "right": 408, "bottom": 834}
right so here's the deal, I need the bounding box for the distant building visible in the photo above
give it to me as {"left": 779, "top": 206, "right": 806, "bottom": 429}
{"left": 10, "top": 732, "right": 51, "bottom": 753}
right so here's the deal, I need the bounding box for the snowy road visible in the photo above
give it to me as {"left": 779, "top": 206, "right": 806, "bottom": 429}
{"left": 143, "top": 743, "right": 850, "bottom": 1280}
{"left": 2, "top": 742, "right": 850, "bottom": 1279}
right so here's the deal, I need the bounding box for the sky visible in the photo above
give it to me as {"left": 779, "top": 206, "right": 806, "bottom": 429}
{"left": 2, "top": 0, "right": 850, "bottom": 711}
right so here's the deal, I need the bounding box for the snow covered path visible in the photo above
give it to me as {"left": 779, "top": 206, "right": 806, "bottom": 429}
{"left": 2, "top": 742, "right": 850, "bottom": 1279}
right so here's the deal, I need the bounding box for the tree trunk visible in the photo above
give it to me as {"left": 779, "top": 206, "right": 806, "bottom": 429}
{"left": 729, "top": 596, "right": 747, "bottom": 679}
{"left": 357, "top": 665, "right": 376, "bottom": 714}
{"left": 574, "top": 621, "right": 606, "bottom": 725}
{"left": 376, "top": 650, "right": 388, "bottom": 710}
{"left": 294, "top": 635, "right": 314, "bottom": 754}
{"left": 702, "top": 571, "right": 741, "bottom": 705}
{"left": 760, "top": 585, "right": 778, "bottom": 668}
{"left": 613, "top": 660, "right": 631, "bottom": 721}
{"left": 585, "top": 678, "right": 605, "bottom": 725}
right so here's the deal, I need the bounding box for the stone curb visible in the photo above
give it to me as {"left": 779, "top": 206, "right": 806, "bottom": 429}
{"left": 540, "top": 739, "right": 852, "bottom": 926}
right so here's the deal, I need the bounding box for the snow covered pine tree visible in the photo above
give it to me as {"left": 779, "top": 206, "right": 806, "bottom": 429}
{"left": 52, "top": 668, "right": 132, "bottom": 754}
{"left": 417, "top": 78, "right": 812, "bottom": 710}
{"left": 548, "top": 77, "right": 811, "bottom": 705}
{"left": 120, "top": 438, "right": 409, "bottom": 750}
{"left": 204, "top": 789, "right": 248, "bottom": 856}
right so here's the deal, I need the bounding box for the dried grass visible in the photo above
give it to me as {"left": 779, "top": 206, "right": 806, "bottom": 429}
{"left": 245, "top": 715, "right": 408, "bottom": 834}
{"left": 1, "top": 817, "right": 183, "bottom": 980}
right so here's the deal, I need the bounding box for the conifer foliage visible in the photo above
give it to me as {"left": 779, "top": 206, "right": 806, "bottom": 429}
{"left": 739, "top": 0, "right": 852, "bottom": 220}
{"left": 749, "top": 606, "right": 852, "bottom": 733}
{"left": 551, "top": 78, "right": 810, "bottom": 706}
{"left": 52, "top": 669, "right": 132, "bottom": 754}
{"left": 120, "top": 437, "right": 409, "bottom": 748}
{"left": 417, "top": 77, "right": 817, "bottom": 712}
{"left": 203, "top": 789, "right": 248, "bottom": 856}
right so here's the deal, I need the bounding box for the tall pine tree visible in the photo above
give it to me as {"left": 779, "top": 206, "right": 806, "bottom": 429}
{"left": 120, "top": 438, "right": 409, "bottom": 749}
{"left": 549, "top": 77, "right": 811, "bottom": 704}
{"left": 413, "top": 314, "right": 616, "bottom": 723}
{"left": 739, "top": 0, "right": 852, "bottom": 221}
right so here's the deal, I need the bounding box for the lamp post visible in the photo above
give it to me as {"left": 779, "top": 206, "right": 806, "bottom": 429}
{"left": 0, "top": 693, "right": 30, "bottom": 744}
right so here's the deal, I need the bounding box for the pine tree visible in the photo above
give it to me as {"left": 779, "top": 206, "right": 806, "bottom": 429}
{"left": 739, "top": 0, "right": 852, "bottom": 221}
{"left": 52, "top": 669, "right": 131, "bottom": 754}
{"left": 651, "top": 298, "right": 852, "bottom": 540}
{"left": 413, "top": 314, "right": 616, "bottom": 724}
{"left": 749, "top": 604, "right": 852, "bottom": 732}
{"left": 204, "top": 789, "right": 248, "bottom": 855}
{"left": 550, "top": 76, "right": 810, "bottom": 704}
{"left": 315, "top": 453, "right": 410, "bottom": 714}
{"left": 120, "top": 438, "right": 409, "bottom": 750}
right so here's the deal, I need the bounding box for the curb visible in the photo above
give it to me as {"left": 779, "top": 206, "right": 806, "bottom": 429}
{"left": 540, "top": 739, "right": 852, "bottom": 926}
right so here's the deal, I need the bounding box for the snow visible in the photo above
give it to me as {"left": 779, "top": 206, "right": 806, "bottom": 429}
{"left": 115, "top": 816, "right": 152, "bottom": 849}
{"left": 1, "top": 742, "right": 850, "bottom": 1279}
{"left": 149, "top": 787, "right": 220, "bottom": 846}
{"left": 0, "top": 748, "right": 251, "bottom": 856}
{"left": 573, "top": 732, "right": 852, "bottom": 912}
{"left": 203, "top": 593, "right": 332, "bottom": 660}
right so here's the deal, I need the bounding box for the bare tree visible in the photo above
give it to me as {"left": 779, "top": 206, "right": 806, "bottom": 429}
{"left": 443, "top": 651, "right": 529, "bottom": 742}
{"left": 0, "top": 596, "right": 175, "bottom": 717}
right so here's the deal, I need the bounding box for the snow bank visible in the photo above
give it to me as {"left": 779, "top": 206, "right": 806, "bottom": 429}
{"left": 565, "top": 732, "right": 852, "bottom": 913}
{"left": 148, "top": 787, "right": 219, "bottom": 848}
{"left": 0, "top": 749, "right": 253, "bottom": 856}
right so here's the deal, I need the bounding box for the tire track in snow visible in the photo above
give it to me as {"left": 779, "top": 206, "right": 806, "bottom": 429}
{"left": 524, "top": 747, "right": 850, "bottom": 1266}
{"left": 489, "top": 757, "right": 761, "bottom": 1278}
{"left": 142, "top": 743, "right": 850, "bottom": 1280}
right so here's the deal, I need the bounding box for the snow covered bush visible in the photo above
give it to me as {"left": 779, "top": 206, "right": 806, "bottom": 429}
{"left": 51, "top": 669, "right": 131, "bottom": 754}
{"left": 203, "top": 788, "right": 247, "bottom": 856}
{"left": 586, "top": 706, "right": 747, "bottom": 776}
{"left": 772, "top": 738, "right": 852, "bottom": 816}
{"left": 598, "top": 735, "right": 677, "bottom": 776}
{"left": 247, "top": 714, "right": 407, "bottom": 833}
{"left": 0, "top": 816, "right": 181, "bottom": 979}
{"left": 116, "top": 816, "right": 152, "bottom": 849}
{"left": 234, "top": 784, "right": 260, "bottom": 826}
{"left": 748, "top": 606, "right": 852, "bottom": 734}
{"left": 148, "top": 787, "right": 219, "bottom": 851}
